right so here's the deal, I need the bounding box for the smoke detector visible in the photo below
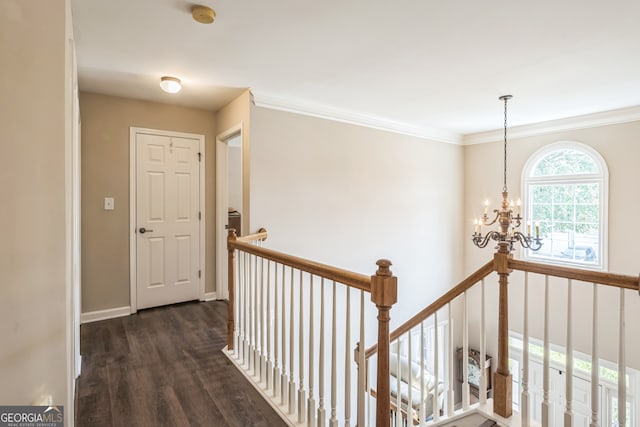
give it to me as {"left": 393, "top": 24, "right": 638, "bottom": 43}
{"left": 192, "top": 5, "right": 215, "bottom": 24}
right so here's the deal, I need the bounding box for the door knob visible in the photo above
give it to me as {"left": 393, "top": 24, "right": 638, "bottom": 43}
{"left": 139, "top": 227, "right": 154, "bottom": 234}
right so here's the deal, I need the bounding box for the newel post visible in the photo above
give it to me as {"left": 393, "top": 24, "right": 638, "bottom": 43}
{"left": 493, "top": 250, "right": 513, "bottom": 418}
{"left": 227, "top": 228, "right": 237, "bottom": 350}
{"left": 371, "top": 259, "right": 397, "bottom": 427}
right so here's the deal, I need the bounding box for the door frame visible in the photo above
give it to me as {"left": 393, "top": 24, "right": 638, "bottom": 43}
{"left": 129, "top": 127, "right": 206, "bottom": 314}
{"left": 216, "top": 123, "right": 243, "bottom": 300}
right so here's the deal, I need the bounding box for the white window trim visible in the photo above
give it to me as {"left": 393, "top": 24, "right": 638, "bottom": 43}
{"left": 521, "top": 141, "right": 609, "bottom": 270}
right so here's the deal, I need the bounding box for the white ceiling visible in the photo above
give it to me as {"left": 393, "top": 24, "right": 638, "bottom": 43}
{"left": 71, "top": 0, "right": 640, "bottom": 142}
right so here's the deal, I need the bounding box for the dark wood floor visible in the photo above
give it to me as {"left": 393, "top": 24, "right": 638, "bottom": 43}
{"left": 76, "top": 300, "right": 288, "bottom": 427}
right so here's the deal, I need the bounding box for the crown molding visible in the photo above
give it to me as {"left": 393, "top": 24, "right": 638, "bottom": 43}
{"left": 252, "top": 93, "right": 640, "bottom": 146}
{"left": 252, "top": 92, "right": 462, "bottom": 145}
{"left": 462, "top": 105, "right": 640, "bottom": 145}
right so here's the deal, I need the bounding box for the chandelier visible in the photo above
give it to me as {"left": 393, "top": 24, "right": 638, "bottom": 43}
{"left": 472, "top": 95, "right": 543, "bottom": 253}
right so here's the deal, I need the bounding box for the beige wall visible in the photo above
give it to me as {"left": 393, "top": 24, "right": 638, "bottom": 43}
{"left": 251, "top": 106, "right": 465, "bottom": 329}
{"left": 79, "top": 93, "right": 217, "bottom": 313}
{"left": 216, "top": 90, "right": 252, "bottom": 235}
{"left": 0, "top": 0, "right": 72, "bottom": 412}
{"left": 463, "top": 121, "right": 640, "bottom": 369}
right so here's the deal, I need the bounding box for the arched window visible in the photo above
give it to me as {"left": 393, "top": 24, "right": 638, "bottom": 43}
{"left": 522, "top": 142, "right": 608, "bottom": 269}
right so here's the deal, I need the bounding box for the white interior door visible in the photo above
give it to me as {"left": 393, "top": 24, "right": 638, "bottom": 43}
{"left": 135, "top": 132, "right": 201, "bottom": 309}
{"left": 529, "top": 360, "right": 602, "bottom": 427}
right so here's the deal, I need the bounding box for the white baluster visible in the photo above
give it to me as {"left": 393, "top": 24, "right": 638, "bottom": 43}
{"left": 318, "top": 278, "right": 326, "bottom": 427}
{"left": 462, "top": 290, "right": 469, "bottom": 410}
{"left": 289, "top": 267, "right": 296, "bottom": 415}
{"left": 299, "top": 270, "right": 306, "bottom": 424}
{"left": 407, "top": 328, "right": 413, "bottom": 424}
{"left": 308, "top": 275, "right": 315, "bottom": 427}
{"left": 618, "top": 288, "right": 626, "bottom": 427}
{"left": 345, "top": 287, "right": 351, "bottom": 427}
{"left": 357, "top": 290, "right": 365, "bottom": 427}
{"left": 522, "top": 272, "right": 530, "bottom": 427}
{"left": 395, "top": 337, "right": 401, "bottom": 427}
{"left": 273, "top": 261, "right": 279, "bottom": 396}
{"left": 260, "top": 257, "right": 266, "bottom": 382}
{"left": 251, "top": 254, "right": 257, "bottom": 373}
{"left": 235, "top": 250, "right": 241, "bottom": 356}
{"left": 266, "top": 260, "right": 272, "bottom": 389}
{"left": 366, "top": 358, "right": 371, "bottom": 427}
{"left": 281, "top": 264, "right": 288, "bottom": 405}
{"left": 420, "top": 322, "right": 425, "bottom": 427}
{"left": 244, "top": 251, "right": 249, "bottom": 365}
{"left": 330, "top": 281, "right": 338, "bottom": 427}
{"left": 434, "top": 312, "right": 440, "bottom": 422}
{"left": 447, "top": 303, "right": 454, "bottom": 417}
{"left": 257, "top": 256, "right": 262, "bottom": 376}
{"left": 240, "top": 252, "right": 247, "bottom": 364}
{"left": 480, "top": 278, "right": 487, "bottom": 405}
{"left": 590, "top": 284, "right": 599, "bottom": 427}
{"left": 565, "top": 279, "right": 574, "bottom": 427}
{"left": 542, "top": 275, "right": 550, "bottom": 427}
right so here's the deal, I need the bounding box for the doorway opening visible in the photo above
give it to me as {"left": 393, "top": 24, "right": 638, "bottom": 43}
{"left": 216, "top": 124, "right": 243, "bottom": 300}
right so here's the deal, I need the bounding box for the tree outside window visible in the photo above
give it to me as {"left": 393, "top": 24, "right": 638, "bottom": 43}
{"left": 523, "top": 143, "right": 608, "bottom": 269}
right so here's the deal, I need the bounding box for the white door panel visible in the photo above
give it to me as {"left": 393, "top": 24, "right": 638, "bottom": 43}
{"left": 136, "top": 133, "right": 200, "bottom": 309}
{"left": 529, "top": 360, "right": 601, "bottom": 427}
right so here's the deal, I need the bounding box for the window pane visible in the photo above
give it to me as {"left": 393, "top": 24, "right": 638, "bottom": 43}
{"left": 531, "top": 149, "right": 599, "bottom": 176}
{"left": 528, "top": 181, "right": 600, "bottom": 265}
{"left": 575, "top": 183, "right": 598, "bottom": 203}
{"left": 553, "top": 185, "right": 574, "bottom": 203}
{"left": 611, "top": 397, "right": 633, "bottom": 427}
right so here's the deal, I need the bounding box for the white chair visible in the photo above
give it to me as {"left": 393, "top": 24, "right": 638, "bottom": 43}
{"left": 389, "top": 351, "right": 444, "bottom": 425}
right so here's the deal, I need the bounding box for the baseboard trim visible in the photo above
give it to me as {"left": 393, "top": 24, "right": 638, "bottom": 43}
{"left": 222, "top": 346, "right": 295, "bottom": 427}
{"left": 81, "top": 306, "right": 131, "bottom": 324}
{"left": 203, "top": 292, "right": 217, "bottom": 302}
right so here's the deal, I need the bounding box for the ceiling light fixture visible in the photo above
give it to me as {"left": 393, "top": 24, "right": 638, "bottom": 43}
{"left": 192, "top": 5, "right": 216, "bottom": 24}
{"left": 472, "top": 95, "right": 543, "bottom": 253}
{"left": 160, "top": 76, "right": 182, "bottom": 93}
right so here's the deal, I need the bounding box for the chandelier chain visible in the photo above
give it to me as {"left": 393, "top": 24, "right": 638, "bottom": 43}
{"left": 503, "top": 96, "right": 508, "bottom": 192}
{"left": 472, "top": 94, "right": 542, "bottom": 253}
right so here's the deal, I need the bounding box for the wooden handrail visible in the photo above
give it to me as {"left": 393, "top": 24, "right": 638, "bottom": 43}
{"left": 235, "top": 227, "right": 267, "bottom": 243}
{"left": 364, "top": 259, "right": 495, "bottom": 359}
{"left": 229, "top": 238, "right": 372, "bottom": 292}
{"left": 509, "top": 259, "right": 640, "bottom": 291}
{"left": 227, "top": 228, "right": 394, "bottom": 426}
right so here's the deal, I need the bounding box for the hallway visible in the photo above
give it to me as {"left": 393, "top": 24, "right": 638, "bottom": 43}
{"left": 76, "top": 300, "right": 288, "bottom": 426}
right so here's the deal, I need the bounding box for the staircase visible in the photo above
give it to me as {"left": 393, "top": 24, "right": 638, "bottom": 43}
{"left": 224, "top": 228, "right": 639, "bottom": 427}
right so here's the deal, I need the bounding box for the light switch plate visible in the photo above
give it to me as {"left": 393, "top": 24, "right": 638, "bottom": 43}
{"left": 104, "top": 197, "right": 114, "bottom": 210}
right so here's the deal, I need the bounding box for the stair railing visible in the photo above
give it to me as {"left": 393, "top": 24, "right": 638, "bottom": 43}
{"left": 364, "top": 260, "right": 496, "bottom": 426}
{"left": 363, "top": 252, "right": 638, "bottom": 427}
{"left": 227, "top": 228, "right": 397, "bottom": 427}
{"left": 507, "top": 257, "right": 639, "bottom": 427}
{"left": 227, "top": 228, "right": 638, "bottom": 427}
